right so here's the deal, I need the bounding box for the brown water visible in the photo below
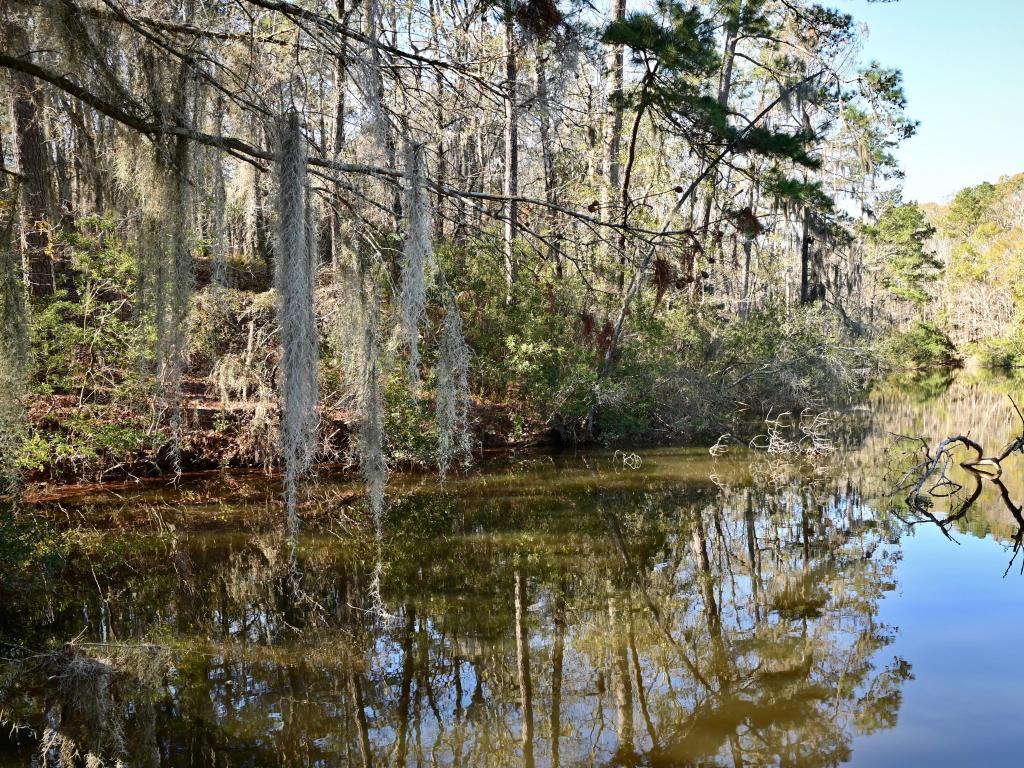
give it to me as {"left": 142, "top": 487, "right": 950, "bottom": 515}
{"left": 2, "top": 370, "right": 1024, "bottom": 766}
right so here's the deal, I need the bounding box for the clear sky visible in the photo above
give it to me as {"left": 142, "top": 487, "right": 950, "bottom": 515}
{"left": 832, "top": 0, "right": 1024, "bottom": 203}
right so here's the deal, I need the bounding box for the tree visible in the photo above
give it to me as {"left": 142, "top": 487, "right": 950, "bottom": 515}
{"left": 868, "top": 202, "right": 941, "bottom": 310}
{"left": 4, "top": 19, "right": 53, "bottom": 296}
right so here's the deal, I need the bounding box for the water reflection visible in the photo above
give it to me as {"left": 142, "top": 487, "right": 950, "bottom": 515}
{"left": 2, "top": 450, "right": 916, "bottom": 768}
{"left": 881, "top": 372, "right": 1024, "bottom": 570}
{"left": 6, "top": 371, "right": 1024, "bottom": 766}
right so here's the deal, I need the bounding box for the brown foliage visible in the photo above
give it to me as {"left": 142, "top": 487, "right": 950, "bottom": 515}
{"left": 652, "top": 256, "right": 673, "bottom": 309}
{"left": 514, "top": 0, "right": 564, "bottom": 39}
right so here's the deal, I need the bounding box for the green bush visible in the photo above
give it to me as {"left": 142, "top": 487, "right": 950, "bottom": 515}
{"left": 30, "top": 218, "right": 144, "bottom": 397}
{"left": 880, "top": 321, "right": 960, "bottom": 369}
{"left": 973, "top": 332, "right": 1024, "bottom": 369}
{"left": 384, "top": 375, "right": 439, "bottom": 466}
{"left": 639, "top": 303, "right": 874, "bottom": 441}
{"left": 17, "top": 408, "right": 156, "bottom": 480}
{"left": 442, "top": 237, "right": 600, "bottom": 441}
{"left": 437, "top": 231, "right": 878, "bottom": 445}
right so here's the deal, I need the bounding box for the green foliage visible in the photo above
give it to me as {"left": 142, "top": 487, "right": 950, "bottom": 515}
{"left": 943, "top": 182, "right": 998, "bottom": 238}
{"left": 736, "top": 128, "right": 819, "bottom": 169}
{"left": 762, "top": 169, "right": 835, "bottom": 213}
{"left": 919, "top": 174, "right": 1024, "bottom": 358}
{"left": 384, "top": 375, "right": 438, "bottom": 465}
{"left": 880, "top": 321, "right": 959, "bottom": 370}
{"left": 188, "top": 286, "right": 276, "bottom": 371}
{"left": 433, "top": 225, "right": 879, "bottom": 446}
{"left": 719, "top": 0, "right": 772, "bottom": 38}
{"left": 867, "top": 203, "right": 940, "bottom": 307}
{"left": 603, "top": 0, "right": 826, "bottom": 173}
{"left": 938, "top": 177, "right": 1024, "bottom": 287}
{"left": 973, "top": 332, "right": 1024, "bottom": 370}
{"left": 17, "top": 408, "right": 155, "bottom": 480}
{"left": 602, "top": 0, "right": 718, "bottom": 78}
{"left": 859, "top": 63, "right": 917, "bottom": 142}
{"left": 440, "top": 238, "right": 597, "bottom": 442}
{"left": 603, "top": 303, "right": 871, "bottom": 442}
{"left": 30, "top": 218, "right": 144, "bottom": 397}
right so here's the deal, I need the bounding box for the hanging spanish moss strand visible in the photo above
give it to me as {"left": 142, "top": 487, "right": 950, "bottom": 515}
{"left": 358, "top": 286, "right": 388, "bottom": 528}
{"left": 436, "top": 299, "right": 472, "bottom": 477}
{"left": 0, "top": 182, "right": 28, "bottom": 496}
{"left": 274, "top": 111, "right": 320, "bottom": 536}
{"left": 398, "top": 143, "right": 432, "bottom": 388}
{"left": 128, "top": 137, "right": 168, "bottom": 397}
{"left": 239, "top": 157, "right": 260, "bottom": 263}
{"left": 210, "top": 142, "right": 229, "bottom": 299}
{"left": 330, "top": 246, "right": 365, "bottom": 381}
{"left": 355, "top": 278, "right": 393, "bottom": 622}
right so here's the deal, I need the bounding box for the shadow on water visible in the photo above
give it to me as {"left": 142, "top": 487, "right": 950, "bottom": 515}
{"left": 3, "top": 370, "right": 1024, "bottom": 766}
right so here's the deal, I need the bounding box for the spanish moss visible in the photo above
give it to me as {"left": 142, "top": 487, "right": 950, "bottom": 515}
{"left": 160, "top": 135, "right": 195, "bottom": 477}
{"left": 273, "top": 111, "right": 320, "bottom": 535}
{"left": 358, "top": 287, "right": 388, "bottom": 528}
{"left": 398, "top": 143, "right": 432, "bottom": 388}
{"left": 435, "top": 299, "right": 471, "bottom": 476}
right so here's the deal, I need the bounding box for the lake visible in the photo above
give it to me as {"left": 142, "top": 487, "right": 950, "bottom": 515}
{"left": 3, "top": 371, "right": 1024, "bottom": 766}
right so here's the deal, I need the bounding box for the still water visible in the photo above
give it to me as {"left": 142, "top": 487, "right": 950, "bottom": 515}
{"left": 3, "top": 372, "right": 1024, "bottom": 766}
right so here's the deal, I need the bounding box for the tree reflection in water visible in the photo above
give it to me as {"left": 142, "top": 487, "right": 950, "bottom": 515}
{"left": 0, "top": 451, "right": 917, "bottom": 768}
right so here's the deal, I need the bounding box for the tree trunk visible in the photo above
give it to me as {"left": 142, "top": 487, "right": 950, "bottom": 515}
{"left": 534, "top": 46, "right": 560, "bottom": 277}
{"left": 431, "top": 0, "right": 447, "bottom": 240}
{"left": 740, "top": 240, "right": 753, "bottom": 318}
{"left": 330, "top": 0, "right": 347, "bottom": 270}
{"left": 7, "top": 23, "right": 54, "bottom": 297}
{"left": 799, "top": 205, "right": 813, "bottom": 304}
{"left": 694, "top": 17, "right": 739, "bottom": 299}
{"left": 503, "top": 11, "right": 519, "bottom": 305}
{"left": 717, "top": 23, "right": 739, "bottom": 109}
{"left": 603, "top": 0, "right": 625, "bottom": 290}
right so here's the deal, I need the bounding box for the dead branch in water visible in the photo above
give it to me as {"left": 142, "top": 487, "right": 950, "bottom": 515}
{"left": 893, "top": 395, "right": 1024, "bottom": 503}
{"left": 891, "top": 396, "right": 1024, "bottom": 567}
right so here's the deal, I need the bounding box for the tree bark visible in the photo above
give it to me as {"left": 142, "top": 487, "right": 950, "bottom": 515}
{"left": 799, "top": 205, "right": 813, "bottom": 304}
{"left": 603, "top": 0, "right": 625, "bottom": 290}
{"left": 7, "top": 22, "right": 54, "bottom": 296}
{"left": 330, "top": 0, "right": 347, "bottom": 269}
{"left": 503, "top": 10, "right": 519, "bottom": 305}
{"left": 534, "top": 46, "right": 560, "bottom": 277}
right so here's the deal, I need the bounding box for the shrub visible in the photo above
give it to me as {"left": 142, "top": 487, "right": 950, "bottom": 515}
{"left": 973, "top": 332, "right": 1024, "bottom": 369}
{"left": 880, "top": 321, "right": 960, "bottom": 369}
{"left": 642, "top": 304, "right": 874, "bottom": 441}
{"left": 30, "top": 219, "right": 144, "bottom": 398}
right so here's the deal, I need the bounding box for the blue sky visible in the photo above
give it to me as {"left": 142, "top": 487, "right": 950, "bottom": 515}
{"left": 832, "top": 0, "right": 1024, "bottom": 203}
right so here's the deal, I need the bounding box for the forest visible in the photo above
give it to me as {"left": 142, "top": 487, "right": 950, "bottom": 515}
{"left": 0, "top": 0, "right": 934, "bottom": 507}
{"left": 6, "top": 0, "right": 1024, "bottom": 764}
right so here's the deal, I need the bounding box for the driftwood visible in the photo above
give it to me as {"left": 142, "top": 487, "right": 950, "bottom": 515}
{"left": 891, "top": 396, "right": 1024, "bottom": 573}
{"left": 893, "top": 396, "right": 1024, "bottom": 502}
